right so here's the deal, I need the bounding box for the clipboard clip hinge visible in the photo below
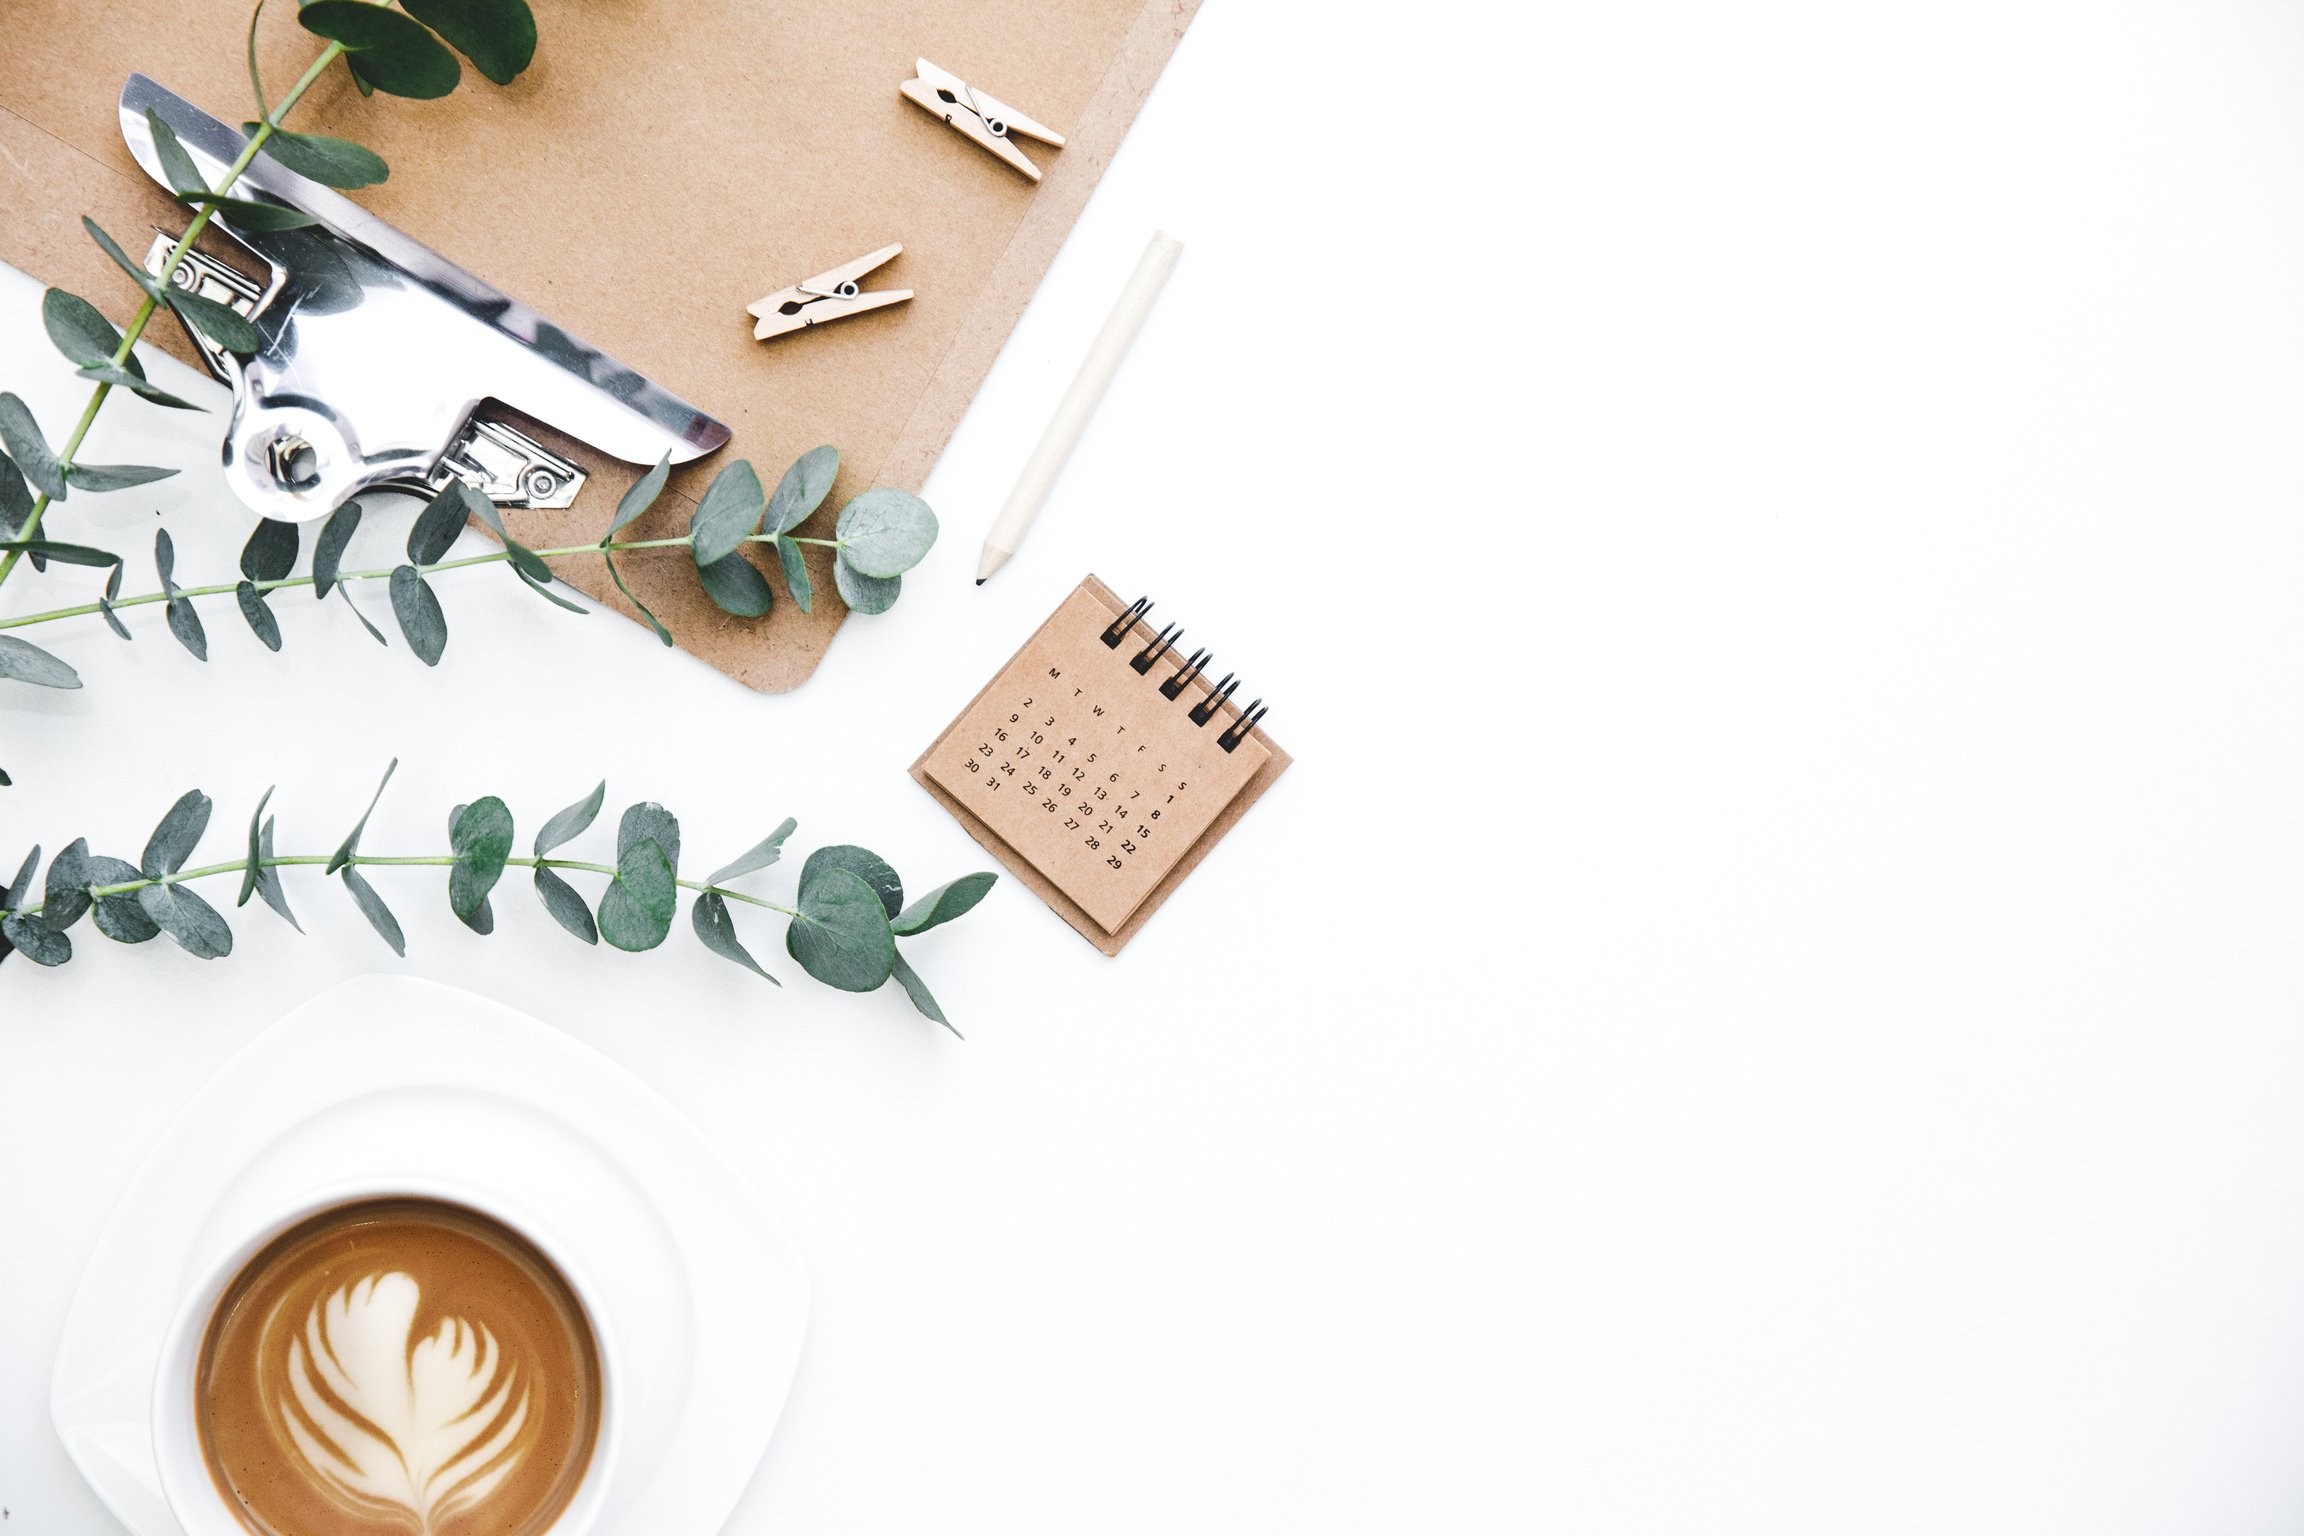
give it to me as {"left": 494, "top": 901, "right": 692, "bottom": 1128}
{"left": 143, "top": 234, "right": 586, "bottom": 512}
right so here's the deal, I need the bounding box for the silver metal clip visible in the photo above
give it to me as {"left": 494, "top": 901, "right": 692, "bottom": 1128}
{"left": 747, "top": 245, "right": 912, "bottom": 342}
{"left": 118, "top": 74, "right": 727, "bottom": 524}
{"left": 900, "top": 59, "right": 1066, "bottom": 182}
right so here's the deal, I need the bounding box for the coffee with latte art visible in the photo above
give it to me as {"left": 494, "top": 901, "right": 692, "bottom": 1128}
{"left": 195, "top": 1198, "right": 601, "bottom": 1536}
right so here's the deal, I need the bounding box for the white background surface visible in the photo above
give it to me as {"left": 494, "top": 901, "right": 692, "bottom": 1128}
{"left": 8, "top": 0, "right": 2304, "bottom": 1529}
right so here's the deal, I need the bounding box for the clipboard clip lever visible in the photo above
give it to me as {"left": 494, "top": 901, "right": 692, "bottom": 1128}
{"left": 747, "top": 245, "right": 913, "bottom": 342}
{"left": 900, "top": 59, "right": 1067, "bottom": 182}
{"left": 115, "top": 74, "right": 732, "bottom": 524}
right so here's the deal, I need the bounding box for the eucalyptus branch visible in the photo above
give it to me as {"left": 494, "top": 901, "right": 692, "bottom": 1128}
{"left": 0, "top": 37, "right": 346, "bottom": 593}
{"left": 0, "top": 443, "right": 937, "bottom": 672}
{"left": 0, "top": 0, "right": 552, "bottom": 696}
{"left": 0, "top": 764, "right": 997, "bottom": 1036}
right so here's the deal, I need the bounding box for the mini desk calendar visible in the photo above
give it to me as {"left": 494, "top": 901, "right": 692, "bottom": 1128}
{"left": 913, "top": 576, "right": 1292, "bottom": 954}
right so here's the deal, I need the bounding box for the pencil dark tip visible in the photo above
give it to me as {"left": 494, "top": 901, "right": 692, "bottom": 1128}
{"left": 975, "top": 578, "right": 986, "bottom": 586}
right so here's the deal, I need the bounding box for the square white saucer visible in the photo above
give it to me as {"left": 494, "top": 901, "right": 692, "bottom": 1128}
{"left": 49, "top": 973, "right": 808, "bottom": 1536}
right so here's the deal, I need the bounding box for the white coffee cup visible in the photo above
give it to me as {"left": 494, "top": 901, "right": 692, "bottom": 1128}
{"left": 149, "top": 1174, "right": 620, "bottom": 1536}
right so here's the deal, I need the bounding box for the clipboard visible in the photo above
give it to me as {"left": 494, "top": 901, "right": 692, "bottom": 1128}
{"left": 0, "top": 0, "right": 1201, "bottom": 690}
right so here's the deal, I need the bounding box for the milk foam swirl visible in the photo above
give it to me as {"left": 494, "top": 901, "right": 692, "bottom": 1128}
{"left": 274, "top": 1272, "right": 533, "bottom": 1535}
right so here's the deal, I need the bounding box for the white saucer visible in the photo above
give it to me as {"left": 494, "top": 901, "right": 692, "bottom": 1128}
{"left": 49, "top": 974, "right": 809, "bottom": 1536}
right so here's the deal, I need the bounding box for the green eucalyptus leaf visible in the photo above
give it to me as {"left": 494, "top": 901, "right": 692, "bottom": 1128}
{"left": 251, "top": 817, "right": 299, "bottom": 931}
{"left": 313, "top": 501, "right": 360, "bottom": 598}
{"left": 533, "top": 866, "right": 598, "bottom": 944}
{"left": 145, "top": 108, "right": 208, "bottom": 196}
{"left": 690, "top": 460, "right": 765, "bottom": 566}
{"left": 768, "top": 445, "right": 839, "bottom": 534}
{"left": 692, "top": 892, "right": 778, "bottom": 983}
{"left": 534, "top": 781, "right": 604, "bottom": 856}
{"left": 0, "top": 394, "right": 65, "bottom": 500}
{"left": 407, "top": 480, "right": 475, "bottom": 565}
{"left": 82, "top": 218, "right": 164, "bottom": 299}
{"left": 608, "top": 452, "right": 671, "bottom": 538}
{"left": 461, "top": 489, "right": 554, "bottom": 582}
{"left": 167, "top": 290, "right": 263, "bottom": 356}
{"left": 241, "top": 517, "right": 299, "bottom": 582}
{"left": 142, "top": 789, "right": 213, "bottom": 878}
{"left": 0, "top": 455, "right": 30, "bottom": 537}
{"left": 3, "top": 847, "right": 37, "bottom": 909}
{"left": 618, "top": 803, "right": 681, "bottom": 873}
{"left": 237, "top": 584, "right": 282, "bottom": 651}
{"left": 890, "top": 951, "right": 960, "bottom": 1037}
{"left": 300, "top": 1, "right": 463, "bottom": 98}
{"left": 42, "top": 839, "right": 96, "bottom": 931}
{"left": 1, "top": 912, "right": 71, "bottom": 967}
{"left": 389, "top": 565, "right": 447, "bottom": 665}
{"left": 799, "top": 844, "right": 902, "bottom": 919}
{"left": 328, "top": 758, "right": 397, "bottom": 873}
{"left": 785, "top": 867, "right": 897, "bottom": 992}
{"left": 98, "top": 560, "right": 131, "bottom": 640}
{"left": 0, "top": 541, "right": 120, "bottom": 569}
{"left": 833, "top": 554, "right": 900, "bottom": 616}
{"left": 705, "top": 817, "right": 796, "bottom": 885}
{"left": 238, "top": 787, "right": 274, "bottom": 907}
{"left": 340, "top": 866, "right": 405, "bottom": 956}
{"left": 602, "top": 551, "right": 673, "bottom": 646}
{"left": 0, "top": 634, "right": 82, "bottom": 690}
{"left": 43, "top": 288, "right": 137, "bottom": 373}
{"left": 77, "top": 363, "right": 202, "bottom": 411}
{"left": 516, "top": 567, "right": 588, "bottom": 612}
{"left": 400, "top": 0, "right": 537, "bottom": 85}
{"left": 447, "top": 796, "right": 514, "bottom": 921}
{"left": 695, "top": 551, "right": 772, "bottom": 618}
{"left": 339, "top": 584, "right": 389, "bottom": 645}
{"left": 892, "top": 871, "right": 998, "bottom": 935}
{"left": 138, "top": 882, "right": 233, "bottom": 959}
{"left": 597, "top": 837, "right": 676, "bottom": 952}
{"left": 166, "top": 593, "right": 209, "bottom": 661}
{"left": 774, "top": 535, "right": 812, "bottom": 614}
{"left": 834, "top": 488, "right": 937, "bottom": 579}
{"left": 90, "top": 852, "right": 163, "bottom": 944}
{"left": 68, "top": 462, "right": 178, "bottom": 492}
{"left": 179, "top": 192, "right": 317, "bottom": 231}
{"left": 252, "top": 125, "right": 390, "bottom": 189}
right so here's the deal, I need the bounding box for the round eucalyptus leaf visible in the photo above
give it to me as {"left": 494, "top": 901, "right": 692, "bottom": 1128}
{"left": 389, "top": 565, "right": 448, "bottom": 665}
{"left": 775, "top": 535, "right": 812, "bottom": 614}
{"left": 340, "top": 866, "right": 405, "bottom": 956}
{"left": 533, "top": 866, "right": 598, "bottom": 944}
{"left": 0, "top": 393, "right": 65, "bottom": 501}
{"left": 692, "top": 891, "right": 778, "bottom": 983}
{"left": 138, "top": 882, "right": 233, "bottom": 959}
{"left": 300, "top": 2, "right": 462, "bottom": 98}
{"left": 237, "top": 517, "right": 299, "bottom": 582}
{"left": 689, "top": 459, "right": 765, "bottom": 567}
{"left": 785, "top": 867, "right": 897, "bottom": 992}
{"left": 43, "top": 288, "right": 134, "bottom": 372}
{"left": 834, "top": 488, "right": 937, "bottom": 578}
{"left": 833, "top": 555, "right": 900, "bottom": 616}
{"left": 892, "top": 871, "right": 998, "bottom": 935}
{"left": 41, "top": 839, "right": 96, "bottom": 931}
{"left": 597, "top": 837, "right": 676, "bottom": 952}
{"left": 799, "top": 844, "right": 902, "bottom": 920}
{"left": 141, "top": 789, "right": 213, "bottom": 879}
{"left": 401, "top": 0, "right": 537, "bottom": 85}
{"left": 447, "top": 795, "right": 514, "bottom": 920}
{"left": 1, "top": 912, "right": 70, "bottom": 967}
{"left": 767, "top": 446, "right": 839, "bottom": 534}
{"left": 695, "top": 550, "right": 772, "bottom": 618}
{"left": 617, "top": 803, "right": 681, "bottom": 874}
{"left": 313, "top": 501, "right": 361, "bottom": 598}
{"left": 535, "top": 781, "right": 605, "bottom": 856}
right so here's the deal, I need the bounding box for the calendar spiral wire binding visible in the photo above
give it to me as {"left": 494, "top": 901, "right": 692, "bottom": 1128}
{"left": 1100, "top": 594, "right": 1270, "bottom": 754}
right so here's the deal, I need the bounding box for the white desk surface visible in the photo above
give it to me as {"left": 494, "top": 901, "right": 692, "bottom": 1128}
{"left": 10, "top": 2, "right": 2304, "bottom": 1530}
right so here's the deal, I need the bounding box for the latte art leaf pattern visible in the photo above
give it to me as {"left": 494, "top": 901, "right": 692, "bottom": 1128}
{"left": 278, "top": 1272, "right": 533, "bottom": 1535}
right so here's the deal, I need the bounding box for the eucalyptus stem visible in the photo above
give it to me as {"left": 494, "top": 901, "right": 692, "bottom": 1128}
{"left": 8, "top": 852, "right": 798, "bottom": 919}
{"left": 0, "top": 40, "right": 347, "bottom": 597}
{"left": 0, "top": 530, "right": 806, "bottom": 633}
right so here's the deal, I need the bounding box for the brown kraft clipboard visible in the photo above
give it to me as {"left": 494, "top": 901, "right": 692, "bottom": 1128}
{"left": 0, "top": 0, "right": 1201, "bottom": 690}
{"left": 911, "top": 575, "right": 1291, "bottom": 956}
